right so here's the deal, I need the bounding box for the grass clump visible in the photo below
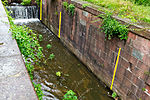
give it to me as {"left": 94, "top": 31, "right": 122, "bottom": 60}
{"left": 63, "top": 90, "right": 78, "bottom": 100}
{"left": 63, "top": 2, "right": 75, "bottom": 16}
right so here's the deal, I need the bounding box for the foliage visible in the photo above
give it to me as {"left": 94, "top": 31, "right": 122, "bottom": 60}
{"left": 21, "top": 0, "right": 31, "bottom": 5}
{"left": 142, "top": 88, "right": 146, "bottom": 91}
{"left": 2, "top": 0, "right": 8, "bottom": 6}
{"left": 82, "top": 0, "right": 150, "bottom": 23}
{"left": 39, "top": 34, "right": 43, "bottom": 41}
{"left": 63, "top": 2, "right": 69, "bottom": 10}
{"left": 56, "top": 71, "right": 61, "bottom": 77}
{"left": 63, "top": 2, "right": 75, "bottom": 16}
{"left": 63, "top": 90, "right": 78, "bottom": 100}
{"left": 112, "top": 92, "right": 117, "bottom": 99}
{"left": 47, "top": 44, "right": 52, "bottom": 49}
{"left": 82, "top": 4, "right": 89, "bottom": 9}
{"left": 130, "top": 0, "right": 150, "bottom": 6}
{"left": 68, "top": 4, "right": 75, "bottom": 16}
{"left": 5, "top": 8, "right": 44, "bottom": 100}
{"left": 36, "top": 0, "right": 40, "bottom": 6}
{"left": 33, "top": 82, "right": 44, "bottom": 100}
{"left": 49, "top": 53, "right": 55, "bottom": 60}
{"left": 101, "top": 12, "right": 128, "bottom": 40}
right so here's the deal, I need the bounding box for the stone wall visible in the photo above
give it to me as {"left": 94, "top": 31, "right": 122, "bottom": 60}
{"left": 42, "top": 0, "right": 150, "bottom": 99}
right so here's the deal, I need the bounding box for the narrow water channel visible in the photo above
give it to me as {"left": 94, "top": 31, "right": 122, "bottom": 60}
{"left": 21, "top": 21, "right": 113, "bottom": 100}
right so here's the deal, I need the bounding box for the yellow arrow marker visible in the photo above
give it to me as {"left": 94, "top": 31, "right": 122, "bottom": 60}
{"left": 58, "top": 12, "right": 62, "bottom": 38}
{"left": 110, "top": 48, "right": 121, "bottom": 90}
{"left": 40, "top": 0, "right": 42, "bottom": 20}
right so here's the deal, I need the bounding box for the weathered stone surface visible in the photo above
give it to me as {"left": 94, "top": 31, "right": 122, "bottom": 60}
{"left": 0, "top": 0, "right": 38, "bottom": 100}
{"left": 41, "top": 0, "right": 150, "bottom": 99}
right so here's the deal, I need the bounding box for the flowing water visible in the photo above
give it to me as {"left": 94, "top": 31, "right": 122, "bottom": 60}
{"left": 8, "top": 5, "right": 113, "bottom": 100}
{"left": 18, "top": 21, "right": 113, "bottom": 100}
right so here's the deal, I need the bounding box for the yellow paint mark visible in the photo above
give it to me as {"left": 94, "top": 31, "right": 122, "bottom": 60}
{"left": 58, "top": 12, "right": 62, "bottom": 38}
{"left": 40, "top": 0, "right": 42, "bottom": 20}
{"left": 110, "top": 48, "right": 121, "bottom": 90}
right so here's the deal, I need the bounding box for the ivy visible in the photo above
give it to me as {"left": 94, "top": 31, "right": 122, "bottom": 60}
{"left": 100, "top": 12, "right": 129, "bottom": 40}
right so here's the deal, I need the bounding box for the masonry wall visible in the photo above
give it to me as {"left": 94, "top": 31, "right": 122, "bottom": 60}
{"left": 41, "top": 0, "right": 150, "bottom": 99}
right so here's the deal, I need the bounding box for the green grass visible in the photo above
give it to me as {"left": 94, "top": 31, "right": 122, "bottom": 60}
{"left": 82, "top": 0, "right": 150, "bottom": 23}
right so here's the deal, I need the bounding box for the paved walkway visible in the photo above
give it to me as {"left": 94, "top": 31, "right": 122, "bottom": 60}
{"left": 0, "top": 1, "right": 38, "bottom": 100}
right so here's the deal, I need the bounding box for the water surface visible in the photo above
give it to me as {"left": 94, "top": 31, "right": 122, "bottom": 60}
{"left": 24, "top": 21, "right": 113, "bottom": 100}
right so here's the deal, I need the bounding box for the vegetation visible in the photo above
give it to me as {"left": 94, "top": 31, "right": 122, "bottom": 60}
{"left": 4, "top": 6, "right": 44, "bottom": 99}
{"left": 63, "top": 2, "right": 75, "bottom": 16}
{"left": 2, "top": 0, "right": 8, "bottom": 6}
{"left": 49, "top": 53, "right": 55, "bottom": 60}
{"left": 82, "top": 0, "right": 150, "bottom": 23}
{"left": 47, "top": 44, "right": 52, "bottom": 49}
{"left": 112, "top": 92, "right": 117, "bottom": 99}
{"left": 21, "top": 0, "right": 31, "bottom": 5}
{"left": 33, "top": 82, "right": 44, "bottom": 100}
{"left": 39, "top": 34, "right": 43, "bottom": 41}
{"left": 63, "top": 90, "right": 78, "bottom": 100}
{"left": 36, "top": 0, "right": 40, "bottom": 6}
{"left": 100, "top": 12, "right": 128, "bottom": 40}
{"left": 82, "top": 4, "right": 89, "bottom": 9}
{"left": 56, "top": 71, "right": 61, "bottom": 77}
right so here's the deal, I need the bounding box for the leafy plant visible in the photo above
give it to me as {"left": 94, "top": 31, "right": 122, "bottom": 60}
{"left": 112, "top": 92, "right": 117, "bottom": 99}
{"left": 47, "top": 44, "right": 52, "bottom": 49}
{"left": 63, "top": 90, "right": 78, "bottom": 100}
{"left": 63, "top": 2, "right": 75, "bottom": 16}
{"left": 2, "top": 0, "right": 8, "bottom": 6}
{"left": 21, "top": 0, "right": 31, "bottom": 6}
{"left": 33, "top": 82, "right": 44, "bottom": 100}
{"left": 68, "top": 4, "right": 75, "bottom": 16}
{"left": 142, "top": 88, "right": 146, "bottom": 91}
{"left": 56, "top": 71, "right": 61, "bottom": 77}
{"left": 39, "top": 34, "right": 43, "bottom": 41}
{"left": 36, "top": 0, "right": 40, "bottom": 6}
{"left": 82, "top": 4, "right": 89, "bottom": 9}
{"left": 5, "top": 8, "right": 44, "bottom": 100}
{"left": 49, "top": 53, "right": 55, "bottom": 60}
{"left": 101, "top": 12, "right": 129, "bottom": 40}
{"left": 63, "top": 2, "right": 69, "bottom": 10}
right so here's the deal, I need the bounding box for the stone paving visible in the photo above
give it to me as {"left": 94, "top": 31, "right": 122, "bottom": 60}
{"left": 0, "top": 0, "right": 38, "bottom": 100}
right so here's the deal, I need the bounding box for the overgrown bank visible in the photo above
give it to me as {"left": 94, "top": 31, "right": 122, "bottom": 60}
{"left": 2, "top": 2, "right": 44, "bottom": 99}
{"left": 82, "top": 0, "right": 150, "bottom": 24}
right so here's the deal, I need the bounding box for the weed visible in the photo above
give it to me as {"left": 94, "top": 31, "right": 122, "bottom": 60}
{"left": 63, "top": 90, "right": 78, "bottom": 100}
{"left": 33, "top": 82, "right": 44, "bottom": 100}
{"left": 82, "top": 4, "right": 89, "bottom": 9}
{"left": 2, "top": 0, "right": 8, "bottom": 6}
{"left": 63, "top": 2, "right": 75, "bottom": 16}
{"left": 49, "top": 53, "right": 55, "bottom": 60}
{"left": 142, "top": 88, "right": 146, "bottom": 91}
{"left": 47, "top": 44, "right": 52, "bottom": 49}
{"left": 21, "top": 0, "right": 31, "bottom": 6}
{"left": 112, "top": 92, "right": 117, "bottom": 99}
{"left": 36, "top": 0, "right": 40, "bottom": 6}
{"left": 101, "top": 12, "right": 128, "bottom": 40}
{"left": 39, "top": 34, "right": 43, "bottom": 41}
{"left": 56, "top": 71, "right": 61, "bottom": 77}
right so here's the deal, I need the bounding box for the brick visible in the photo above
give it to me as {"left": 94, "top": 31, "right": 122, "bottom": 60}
{"left": 116, "top": 66, "right": 125, "bottom": 82}
{"left": 126, "top": 90, "right": 138, "bottom": 100}
{"left": 128, "top": 32, "right": 136, "bottom": 40}
{"left": 120, "top": 57, "right": 130, "bottom": 69}
{"left": 124, "top": 69, "right": 133, "bottom": 81}
{"left": 132, "top": 75, "right": 145, "bottom": 89}
{"left": 133, "top": 67, "right": 143, "bottom": 78}
{"left": 143, "top": 54, "right": 150, "bottom": 66}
